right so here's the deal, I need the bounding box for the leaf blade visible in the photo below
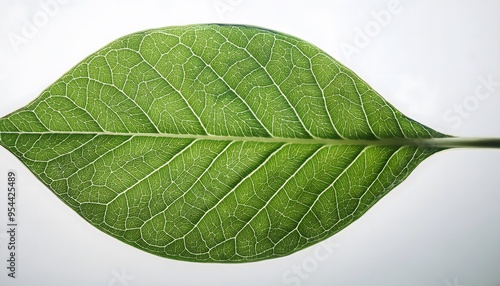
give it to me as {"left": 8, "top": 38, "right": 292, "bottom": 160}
{"left": 0, "top": 24, "right": 446, "bottom": 262}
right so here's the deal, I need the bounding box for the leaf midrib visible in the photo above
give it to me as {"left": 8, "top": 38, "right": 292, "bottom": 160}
{"left": 1, "top": 129, "right": 482, "bottom": 148}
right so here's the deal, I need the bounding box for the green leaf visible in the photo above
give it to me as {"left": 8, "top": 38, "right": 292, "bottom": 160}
{"left": 0, "top": 24, "right": 450, "bottom": 262}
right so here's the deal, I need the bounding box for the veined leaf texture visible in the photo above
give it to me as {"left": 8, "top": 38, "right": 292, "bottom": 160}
{"left": 0, "top": 24, "right": 452, "bottom": 262}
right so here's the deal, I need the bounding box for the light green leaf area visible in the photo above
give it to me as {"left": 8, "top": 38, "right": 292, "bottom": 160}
{"left": 0, "top": 24, "right": 446, "bottom": 262}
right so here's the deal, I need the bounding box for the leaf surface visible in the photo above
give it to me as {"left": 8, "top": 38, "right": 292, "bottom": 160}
{"left": 0, "top": 24, "right": 446, "bottom": 262}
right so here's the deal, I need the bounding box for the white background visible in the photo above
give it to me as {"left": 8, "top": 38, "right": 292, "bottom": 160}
{"left": 0, "top": 0, "right": 499, "bottom": 285}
